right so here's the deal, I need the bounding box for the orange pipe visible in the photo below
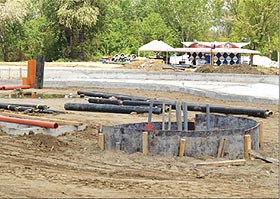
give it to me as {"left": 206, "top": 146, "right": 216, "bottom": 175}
{"left": 22, "top": 77, "right": 29, "bottom": 85}
{"left": 0, "top": 115, "right": 58, "bottom": 129}
{"left": 27, "top": 60, "right": 36, "bottom": 88}
{"left": 1, "top": 85, "right": 31, "bottom": 90}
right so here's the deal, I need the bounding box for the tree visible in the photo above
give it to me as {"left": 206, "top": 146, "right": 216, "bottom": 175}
{"left": 214, "top": 0, "right": 279, "bottom": 59}
{"left": 0, "top": 0, "right": 27, "bottom": 61}
{"left": 42, "top": 0, "right": 99, "bottom": 60}
{"left": 156, "top": 0, "right": 214, "bottom": 42}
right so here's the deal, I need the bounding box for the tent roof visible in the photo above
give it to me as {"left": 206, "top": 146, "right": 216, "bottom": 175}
{"left": 139, "top": 40, "right": 174, "bottom": 52}
{"left": 182, "top": 41, "right": 250, "bottom": 48}
{"left": 170, "top": 48, "right": 260, "bottom": 54}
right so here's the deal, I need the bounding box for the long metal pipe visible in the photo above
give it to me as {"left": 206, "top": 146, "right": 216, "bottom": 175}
{"left": 153, "top": 100, "right": 272, "bottom": 118}
{"left": 87, "top": 95, "right": 272, "bottom": 118}
{"left": 0, "top": 85, "right": 31, "bottom": 90}
{"left": 88, "top": 98, "right": 122, "bottom": 105}
{"left": 78, "top": 91, "right": 147, "bottom": 101}
{"left": 0, "top": 115, "right": 58, "bottom": 128}
{"left": 0, "top": 103, "right": 48, "bottom": 110}
{"left": 88, "top": 98, "right": 163, "bottom": 108}
{"left": 64, "top": 103, "right": 162, "bottom": 114}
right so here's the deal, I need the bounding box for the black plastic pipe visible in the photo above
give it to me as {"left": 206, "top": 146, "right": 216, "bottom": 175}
{"left": 88, "top": 98, "right": 162, "bottom": 108}
{"left": 77, "top": 91, "right": 147, "bottom": 101}
{"left": 35, "top": 109, "right": 66, "bottom": 114}
{"left": 64, "top": 103, "right": 162, "bottom": 114}
{"left": 0, "top": 104, "right": 34, "bottom": 112}
{"left": 180, "top": 103, "right": 272, "bottom": 118}
{"left": 88, "top": 98, "right": 122, "bottom": 105}
{"left": 0, "top": 103, "right": 48, "bottom": 110}
{"left": 139, "top": 99, "right": 272, "bottom": 118}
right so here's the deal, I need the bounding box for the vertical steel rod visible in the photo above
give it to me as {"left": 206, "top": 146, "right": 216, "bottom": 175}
{"left": 183, "top": 102, "right": 188, "bottom": 131}
{"left": 206, "top": 104, "right": 210, "bottom": 130}
{"left": 162, "top": 103, "right": 165, "bottom": 130}
{"left": 168, "top": 104, "right": 172, "bottom": 130}
{"left": 176, "top": 101, "right": 182, "bottom": 131}
{"left": 148, "top": 100, "right": 154, "bottom": 124}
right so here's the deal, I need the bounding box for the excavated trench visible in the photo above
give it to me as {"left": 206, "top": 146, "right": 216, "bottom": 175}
{"left": 102, "top": 114, "right": 260, "bottom": 159}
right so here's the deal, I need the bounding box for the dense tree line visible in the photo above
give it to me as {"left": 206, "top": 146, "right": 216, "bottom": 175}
{"left": 0, "top": 0, "right": 278, "bottom": 62}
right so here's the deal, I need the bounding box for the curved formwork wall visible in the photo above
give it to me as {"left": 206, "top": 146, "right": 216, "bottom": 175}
{"left": 101, "top": 114, "right": 259, "bottom": 159}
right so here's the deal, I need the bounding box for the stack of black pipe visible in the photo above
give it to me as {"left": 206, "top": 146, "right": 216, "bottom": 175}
{"left": 65, "top": 90, "right": 273, "bottom": 118}
{"left": 64, "top": 91, "right": 162, "bottom": 114}
{"left": 0, "top": 103, "right": 64, "bottom": 114}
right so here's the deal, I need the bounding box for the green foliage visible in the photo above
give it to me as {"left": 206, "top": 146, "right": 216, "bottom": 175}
{"left": 215, "top": 0, "right": 279, "bottom": 59}
{"left": 56, "top": 0, "right": 99, "bottom": 29}
{"left": 0, "top": 0, "right": 278, "bottom": 61}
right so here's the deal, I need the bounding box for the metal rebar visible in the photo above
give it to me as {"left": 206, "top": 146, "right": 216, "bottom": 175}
{"left": 206, "top": 104, "right": 210, "bottom": 130}
{"left": 168, "top": 104, "right": 172, "bottom": 130}
{"left": 176, "top": 101, "right": 182, "bottom": 131}
{"left": 183, "top": 102, "right": 188, "bottom": 131}
{"left": 162, "top": 103, "right": 165, "bottom": 130}
{"left": 148, "top": 100, "right": 154, "bottom": 123}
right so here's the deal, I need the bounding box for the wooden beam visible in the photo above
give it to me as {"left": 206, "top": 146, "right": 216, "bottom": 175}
{"left": 98, "top": 133, "right": 105, "bottom": 151}
{"left": 179, "top": 139, "right": 186, "bottom": 157}
{"left": 249, "top": 150, "right": 279, "bottom": 163}
{"left": 142, "top": 132, "right": 148, "bottom": 155}
{"left": 194, "top": 159, "right": 246, "bottom": 167}
{"left": 217, "top": 138, "right": 226, "bottom": 158}
{"left": 244, "top": 134, "right": 251, "bottom": 160}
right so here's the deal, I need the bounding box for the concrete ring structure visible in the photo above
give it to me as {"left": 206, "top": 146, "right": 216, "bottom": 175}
{"left": 101, "top": 114, "right": 260, "bottom": 159}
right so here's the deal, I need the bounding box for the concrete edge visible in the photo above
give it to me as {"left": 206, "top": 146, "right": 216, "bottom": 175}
{"left": 44, "top": 80, "right": 279, "bottom": 105}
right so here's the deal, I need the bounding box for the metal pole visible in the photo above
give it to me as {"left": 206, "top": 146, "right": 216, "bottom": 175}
{"left": 206, "top": 104, "right": 210, "bottom": 130}
{"left": 162, "top": 103, "right": 165, "bottom": 130}
{"left": 176, "top": 101, "right": 182, "bottom": 131}
{"left": 168, "top": 104, "right": 172, "bottom": 130}
{"left": 148, "top": 100, "right": 154, "bottom": 124}
{"left": 183, "top": 102, "right": 188, "bottom": 131}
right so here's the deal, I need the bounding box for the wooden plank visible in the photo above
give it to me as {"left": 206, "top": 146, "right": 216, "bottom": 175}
{"left": 217, "top": 138, "right": 226, "bottom": 158}
{"left": 194, "top": 159, "right": 246, "bottom": 167}
{"left": 249, "top": 150, "right": 279, "bottom": 163}
{"left": 244, "top": 134, "right": 251, "bottom": 160}
{"left": 98, "top": 133, "right": 105, "bottom": 151}
{"left": 179, "top": 139, "right": 186, "bottom": 157}
{"left": 142, "top": 132, "right": 148, "bottom": 155}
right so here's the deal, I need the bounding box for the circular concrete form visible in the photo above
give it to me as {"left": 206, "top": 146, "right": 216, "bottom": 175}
{"left": 101, "top": 114, "right": 260, "bottom": 159}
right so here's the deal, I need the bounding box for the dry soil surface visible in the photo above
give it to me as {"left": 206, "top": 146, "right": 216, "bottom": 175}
{"left": 0, "top": 86, "right": 279, "bottom": 198}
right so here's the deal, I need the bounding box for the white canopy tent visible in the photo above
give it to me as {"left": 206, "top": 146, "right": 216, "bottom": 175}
{"left": 138, "top": 40, "right": 174, "bottom": 52}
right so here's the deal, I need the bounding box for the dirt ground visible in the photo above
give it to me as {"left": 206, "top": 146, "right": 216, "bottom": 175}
{"left": 0, "top": 85, "right": 279, "bottom": 198}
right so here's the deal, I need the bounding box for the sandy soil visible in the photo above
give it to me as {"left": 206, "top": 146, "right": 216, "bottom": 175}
{"left": 0, "top": 86, "right": 279, "bottom": 198}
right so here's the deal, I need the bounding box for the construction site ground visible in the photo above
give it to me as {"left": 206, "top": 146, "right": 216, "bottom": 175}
{"left": 0, "top": 61, "right": 279, "bottom": 198}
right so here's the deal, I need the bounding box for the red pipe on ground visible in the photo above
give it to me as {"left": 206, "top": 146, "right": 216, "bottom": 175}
{"left": 0, "top": 115, "right": 59, "bottom": 129}
{"left": 0, "top": 85, "right": 31, "bottom": 90}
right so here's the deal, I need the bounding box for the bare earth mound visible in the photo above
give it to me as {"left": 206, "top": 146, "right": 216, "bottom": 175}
{"left": 124, "top": 60, "right": 167, "bottom": 71}
{"left": 124, "top": 60, "right": 277, "bottom": 75}
{"left": 196, "top": 64, "right": 264, "bottom": 75}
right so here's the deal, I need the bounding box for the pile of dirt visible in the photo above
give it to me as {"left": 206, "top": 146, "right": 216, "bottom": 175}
{"left": 123, "top": 60, "right": 167, "bottom": 71}
{"left": 195, "top": 64, "right": 215, "bottom": 73}
{"left": 195, "top": 64, "right": 264, "bottom": 75}
{"left": 26, "top": 133, "right": 67, "bottom": 151}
